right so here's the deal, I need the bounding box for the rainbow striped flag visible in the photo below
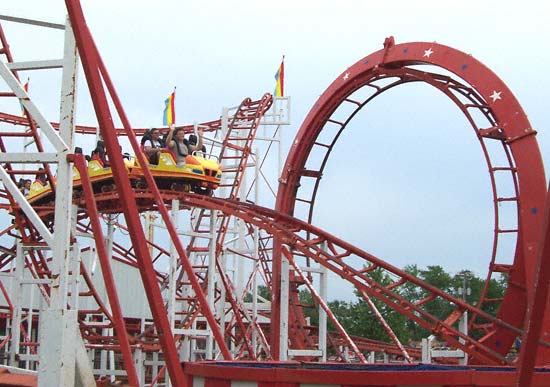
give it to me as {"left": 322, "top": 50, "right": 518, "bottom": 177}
{"left": 163, "top": 89, "right": 176, "bottom": 125}
{"left": 274, "top": 57, "right": 284, "bottom": 97}
{"left": 20, "top": 79, "right": 29, "bottom": 116}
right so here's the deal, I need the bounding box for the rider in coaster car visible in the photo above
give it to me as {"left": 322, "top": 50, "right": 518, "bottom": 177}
{"left": 166, "top": 125, "right": 204, "bottom": 166}
{"left": 141, "top": 128, "right": 166, "bottom": 164}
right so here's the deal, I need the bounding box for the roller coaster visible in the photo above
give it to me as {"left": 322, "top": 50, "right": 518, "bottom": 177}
{"left": 0, "top": 1, "right": 549, "bottom": 387}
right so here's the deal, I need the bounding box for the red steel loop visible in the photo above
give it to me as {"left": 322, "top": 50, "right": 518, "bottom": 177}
{"left": 276, "top": 37, "right": 546, "bottom": 361}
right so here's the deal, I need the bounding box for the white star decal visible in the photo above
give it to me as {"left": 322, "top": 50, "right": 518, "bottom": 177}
{"left": 423, "top": 48, "right": 434, "bottom": 58}
{"left": 343, "top": 72, "right": 350, "bottom": 80}
{"left": 490, "top": 90, "right": 502, "bottom": 102}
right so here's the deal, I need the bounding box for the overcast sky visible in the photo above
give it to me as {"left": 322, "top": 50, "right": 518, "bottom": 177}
{"left": 2, "top": 1, "right": 549, "bottom": 299}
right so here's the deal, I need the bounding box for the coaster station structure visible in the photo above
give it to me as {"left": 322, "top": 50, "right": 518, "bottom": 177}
{"left": 0, "top": 1, "right": 549, "bottom": 386}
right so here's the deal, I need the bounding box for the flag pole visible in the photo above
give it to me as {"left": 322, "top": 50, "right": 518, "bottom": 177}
{"left": 281, "top": 55, "right": 284, "bottom": 96}
{"left": 172, "top": 86, "right": 176, "bottom": 125}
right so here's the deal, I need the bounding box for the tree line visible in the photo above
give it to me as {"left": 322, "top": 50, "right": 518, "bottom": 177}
{"left": 258, "top": 265, "right": 507, "bottom": 344}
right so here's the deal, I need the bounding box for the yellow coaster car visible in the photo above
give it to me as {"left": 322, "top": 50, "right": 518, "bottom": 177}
{"left": 26, "top": 158, "right": 135, "bottom": 205}
{"left": 130, "top": 151, "right": 222, "bottom": 195}
{"left": 24, "top": 150, "right": 220, "bottom": 206}
{"left": 76, "top": 158, "right": 135, "bottom": 193}
{"left": 26, "top": 180, "right": 54, "bottom": 206}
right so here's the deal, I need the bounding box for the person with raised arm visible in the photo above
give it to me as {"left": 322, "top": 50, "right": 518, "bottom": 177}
{"left": 166, "top": 124, "right": 203, "bottom": 166}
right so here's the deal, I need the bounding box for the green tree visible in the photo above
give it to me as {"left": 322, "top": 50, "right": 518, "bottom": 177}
{"left": 450, "top": 270, "right": 507, "bottom": 339}
{"left": 321, "top": 268, "right": 412, "bottom": 343}
{"left": 252, "top": 266, "right": 506, "bottom": 347}
{"left": 419, "top": 265, "right": 455, "bottom": 320}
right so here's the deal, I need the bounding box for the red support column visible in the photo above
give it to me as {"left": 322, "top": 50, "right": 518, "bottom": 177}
{"left": 271, "top": 239, "right": 282, "bottom": 360}
{"left": 516, "top": 182, "right": 550, "bottom": 385}
{"left": 73, "top": 155, "right": 139, "bottom": 386}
